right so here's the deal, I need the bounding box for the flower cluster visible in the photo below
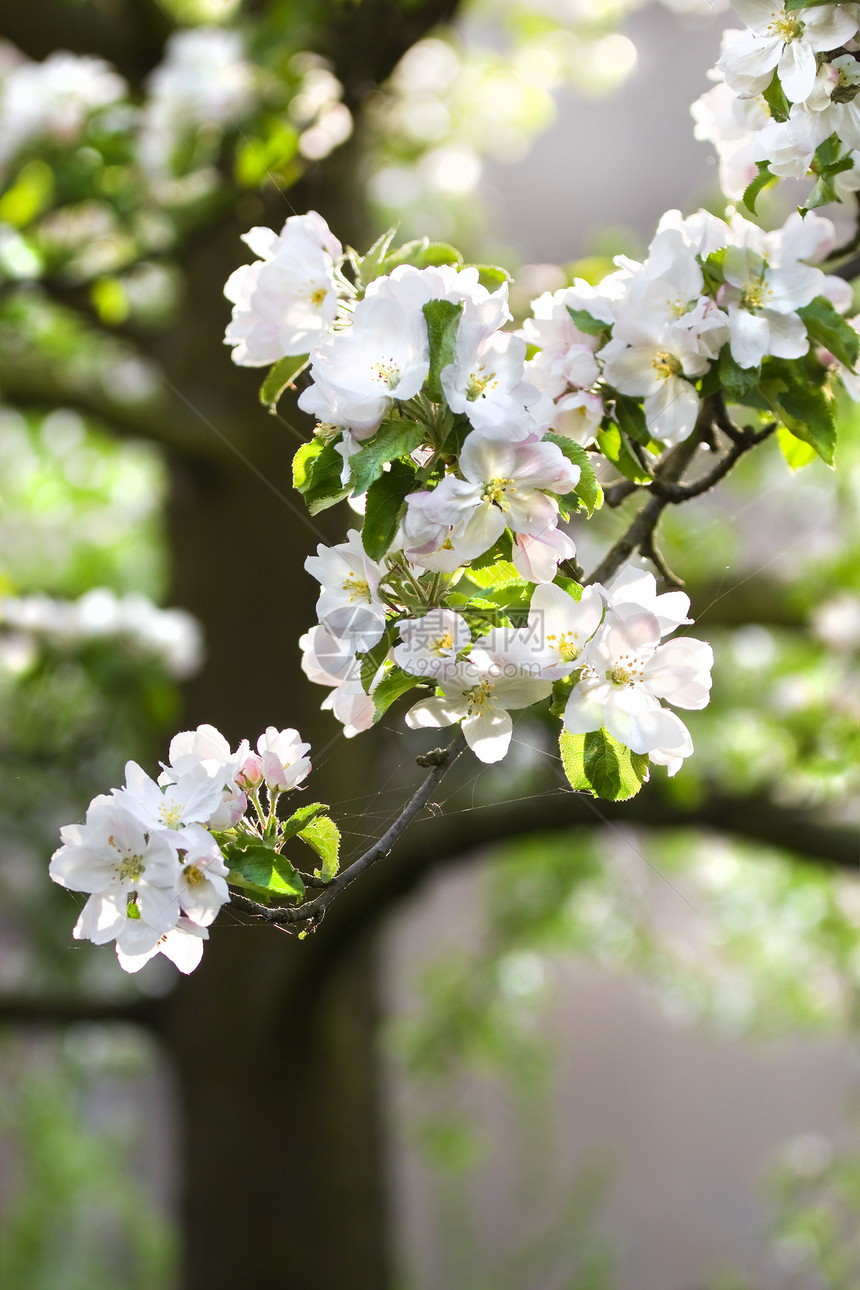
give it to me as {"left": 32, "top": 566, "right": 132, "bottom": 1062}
{"left": 50, "top": 724, "right": 314, "bottom": 974}
{"left": 223, "top": 202, "right": 857, "bottom": 779}
{"left": 692, "top": 1, "right": 860, "bottom": 211}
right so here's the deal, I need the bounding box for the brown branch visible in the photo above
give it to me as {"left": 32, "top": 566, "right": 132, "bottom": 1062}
{"left": 583, "top": 396, "right": 772, "bottom": 587}
{"left": 229, "top": 729, "right": 469, "bottom": 930}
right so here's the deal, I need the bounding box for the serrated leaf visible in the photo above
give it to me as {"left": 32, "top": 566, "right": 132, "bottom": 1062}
{"left": 282, "top": 801, "right": 329, "bottom": 841}
{"left": 741, "top": 161, "right": 776, "bottom": 215}
{"left": 355, "top": 227, "right": 398, "bottom": 286}
{"left": 349, "top": 418, "right": 425, "bottom": 495}
{"left": 466, "top": 560, "right": 523, "bottom": 591}
{"left": 422, "top": 298, "right": 463, "bottom": 403}
{"left": 777, "top": 425, "right": 818, "bottom": 471}
{"left": 566, "top": 305, "right": 608, "bottom": 337}
{"left": 259, "top": 354, "right": 309, "bottom": 409}
{"left": 223, "top": 840, "right": 306, "bottom": 899}
{"left": 362, "top": 458, "right": 417, "bottom": 561}
{"left": 544, "top": 432, "right": 603, "bottom": 514}
{"left": 760, "top": 359, "right": 836, "bottom": 465}
{"left": 298, "top": 816, "right": 341, "bottom": 881}
{"left": 372, "top": 668, "right": 432, "bottom": 720}
{"left": 596, "top": 423, "right": 652, "bottom": 485}
{"left": 292, "top": 438, "right": 350, "bottom": 513}
{"left": 550, "top": 674, "right": 575, "bottom": 719}
{"left": 762, "top": 72, "right": 789, "bottom": 122}
{"left": 559, "top": 728, "right": 650, "bottom": 801}
{"left": 798, "top": 295, "right": 859, "bottom": 371}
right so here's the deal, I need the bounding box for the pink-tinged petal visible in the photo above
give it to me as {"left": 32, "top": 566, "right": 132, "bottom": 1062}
{"left": 463, "top": 706, "right": 513, "bottom": 763}
{"left": 459, "top": 433, "right": 516, "bottom": 484}
{"left": 643, "top": 638, "right": 714, "bottom": 709}
{"left": 505, "top": 489, "right": 559, "bottom": 538}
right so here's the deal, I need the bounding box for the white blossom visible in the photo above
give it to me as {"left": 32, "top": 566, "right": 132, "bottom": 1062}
{"left": 225, "top": 211, "right": 343, "bottom": 365}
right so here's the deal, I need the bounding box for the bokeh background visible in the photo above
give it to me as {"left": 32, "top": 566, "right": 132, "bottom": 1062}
{"left": 1, "top": 3, "right": 858, "bottom": 1289}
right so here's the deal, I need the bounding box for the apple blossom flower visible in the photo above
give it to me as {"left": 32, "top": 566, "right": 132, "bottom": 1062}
{"left": 511, "top": 525, "right": 578, "bottom": 584}
{"left": 599, "top": 325, "right": 710, "bottom": 445}
{"left": 604, "top": 564, "right": 692, "bottom": 636}
{"left": 513, "top": 582, "right": 605, "bottom": 681}
{"left": 393, "top": 607, "right": 471, "bottom": 679}
{"left": 114, "top": 760, "right": 228, "bottom": 851}
{"left": 564, "top": 611, "right": 713, "bottom": 774}
{"left": 225, "top": 210, "right": 343, "bottom": 366}
{"left": 305, "top": 530, "right": 388, "bottom": 644}
{"left": 298, "top": 293, "right": 429, "bottom": 437}
{"left": 256, "top": 727, "right": 312, "bottom": 792}
{"left": 405, "top": 630, "right": 553, "bottom": 762}
{"left": 116, "top": 918, "right": 209, "bottom": 975}
{"left": 719, "top": 211, "right": 827, "bottom": 367}
{"left": 441, "top": 323, "right": 539, "bottom": 431}
{"left": 50, "top": 801, "right": 181, "bottom": 946}
{"left": 691, "top": 77, "right": 771, "bottom": 201}
{"left": 412, "top": 432, "right": 580, "bottom": 562}
{"left": 717, "top": 3, "right": 858, "bottom": 105}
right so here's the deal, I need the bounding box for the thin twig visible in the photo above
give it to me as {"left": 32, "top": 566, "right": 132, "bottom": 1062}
{"left": 229, "top": 728, "right": 469, "bottom": 930}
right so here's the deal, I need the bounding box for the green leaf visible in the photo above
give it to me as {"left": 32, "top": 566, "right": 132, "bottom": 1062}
{"left": 223, "top": 839, "right": 306, "bottom": 899}
{"left": 566, "top": 305, "right": 608, "bottom": 337}
{"left": 0, "top": 159, "right": 54, "bottom": 227}
{"left": 762, "top": 72, "right": 790, "bottom": 123}
{"left": 544, "top": 433, "right": 603, "bottom": 515}
{"left": 777, "top": 425, "right": 818, "bottom": 471}
{"left": 382, "top": 238, "right": 463, "bottom": 274}
{"left": 362, "top": 458, "right": 417, "bottom": 560}
{"left": 550, "top": 674, "right": 575, "bottom": 719}
{"left": 260, "top": 354, "right": 309, "bottom": 409}
{"left": 282, "top": 801, "right": 329, "bottom": 841}
{"left": 473, "top": 264, "right": 511, "bottom": 290}
{"left": 355, "top": 227, "right": 398, "bottom": 286}
{"left": 760, "top": 359, "right": 837, "bottom": 465}
{"left": 719, "top": 345, "right": 761, "bottom": 400}
{"left": 798, "top": 296, "right": 859, "bottom": 371}
{"left": 596, "top": 423, "right": 652, "bottom": 485}
{"left": 559, "top": 728, "right": 650, "bottom": 801}
{"left": 292, "top": 438, "right": 350, "bottom": 514}
{"left": 422, "top": 299, "right": 463, "bottom": 403}
{"left": 358, "top": 624, "right": 396, "bottom": 693}
{"left": 742, "top": 161, "right": 776, "bottom": 215}
{"left": 372, "top": 668, "right": 432, "bottom": 721}
{"left": 349, "top": 418, "right": 425, "bottom": 495}
{"left": 298, "top": 816, "right": 341, "bottom": 881}
{"left": 613, "top": 394, "right": 662, "bottom": 453}
{"left": 465, "top": 560, "right": 523, "bottom": 591}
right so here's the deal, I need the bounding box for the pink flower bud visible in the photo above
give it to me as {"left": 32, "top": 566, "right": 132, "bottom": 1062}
{"left": 236, "top": 754, "right": 264, "bottom": 790}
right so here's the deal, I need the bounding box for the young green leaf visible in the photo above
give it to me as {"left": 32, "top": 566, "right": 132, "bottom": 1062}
{"left": 371, "top": 668, "right": 432, "bottom": 721}
{"left": 596, "top": 423, "right": 652, "bottom": 485}
{"left": 222, "top": 839, "right": 306, "bottom": 899}
{"left": 422, "top": 299, "right": 463, "bottom": 403}
{"left": 719, "top": 345, "right": 761, "bottom": 401}
{"left": 760, "top": 359, "right": 837, "bottom": 466}
{"left": 349, "top": 418, "right": 425, "bottom": 495}
{"left": 777, "top": 425, "right": 818, "bottom": 471}
{"left": 259, "top": 354, "right": 309, "bottom": 409}
{"left": 292, "top": 438, "right": 350, "bottom": 513}
{"left": 362, "top": 458, "right": 417, "bottom": 561}
{"left": 565, "top": 305, "right": 608, "bottom": 337}
{"left": 798, "top": 296, "right": 859, "bottom": 372}
{"left": 298, "top": 816, "right": 341, "bottom": 882}
{"left": 613, "top": 394, "right": 662, "bottom": 453}
{"left": 559, "top": 728, "right": 650, "bottom": 801}
{"left": 282, "top": 801, "right": 330, "bottom": 841}
{"left": 544, "top": 432, "right": 603, "bottom": 514}
{"left": 741, "top": 162, "right": 776, "bottom": 215}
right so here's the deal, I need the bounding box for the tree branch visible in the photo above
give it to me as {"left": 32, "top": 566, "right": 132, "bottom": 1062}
{"left": 229, "top": 729, "right": 469, "bottom": 930}
{"left": 583, "top": 396, "right": 773, "bottom": 587}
